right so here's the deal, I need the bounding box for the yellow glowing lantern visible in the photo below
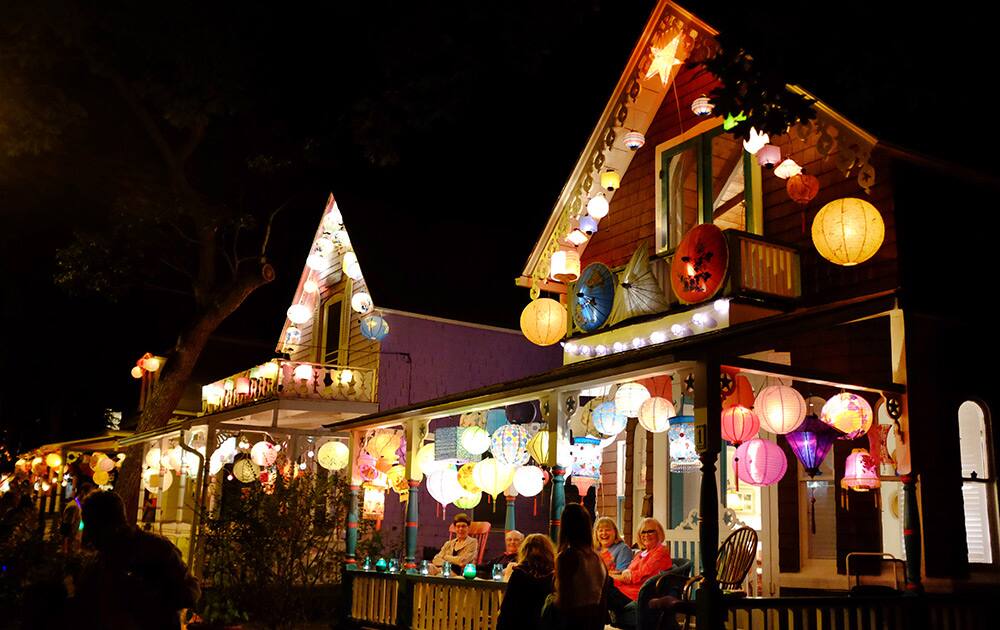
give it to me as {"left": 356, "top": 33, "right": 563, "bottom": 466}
{"left": 293, "top": 363, "right": 313, "bottom": 380}
{"left": 363, "top": 486, "right": 386, "bottom": 519}
{"left": 131, "top": 366, "right": 144, "bottom": 379}
{"left": 460, "top": 426, "right": 491, "bottom": 456}
{"left": 386, "top": 465, "right": 409, "bottom": 494}
{"left": 457, "top": 462, "right": 480, "bottom": 493}
{"left": 600, "top": 169, "right": 621, "bottom": 192}
{"left": 638, "top": 397, "right": 675, "bottom": 433}
{"left": 550, "top": 249, "right": 581, "bottom": 283}
{"left": 454, "top": 490, "right": 482, "bottom": 510}
{"left": 92, "top": 469, "right": 110, "bottom": 486}
{"left": 811, "top": 198, "right": 885, "bottom": 266}
{"left": 472, "top": 458, "right": 515, "bottom": 500}
{"left": 520, "top": 298, "right": 566, "bottom": 347}
{"left": 232, "top": 459, "right": 258, "bottom": 483}
{"left": 365, "top": 430, "right": 401, "bottom": 461}
{"left": 260, "top": 362, "right": 280, "bottom": 380}
{"left": 754, "top": 385, "right": 808, "bottom": 435}
{"left": 45, "top": 453, "right": 63, "bottom": 469}
{"left": 317, "top": 440, "right": 350, "bottom": 471}
{"left": 527, "top": 430, "right": 553, "bottom": 465}
{"left": 142, "top": 356, "right": 161, "bottom": 372}
{"left": 821, "top": 393, "right": 874, "bottom": 440}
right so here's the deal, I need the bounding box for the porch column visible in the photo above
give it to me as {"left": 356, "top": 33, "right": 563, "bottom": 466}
{"left": 345, "top": 430, "right": 363, "bottom": 569}
{"left": 549, "top": 465, "right": 566, "bottom": 540}
{"left": 549, "top": 392, "right": 569, "bottom": 541}
{"left": 403, "top": 418, "right": 427, "bottom": 572}
{"left": 694, "top": 359, "right": 723, "bottom": 630}
{"left": 505, "top": 494, "right": 516, "bottom": 532}
{"left": 902, "top": 473, "right": 923, "bottom": 593}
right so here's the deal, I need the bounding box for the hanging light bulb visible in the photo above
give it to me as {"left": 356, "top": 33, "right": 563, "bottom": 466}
{"left": 691, "top": 95, "right": 714, "bottom": 116}
{"left": 600, "top": 170, "right": 621, "bottom": 191}
{"left": 287, "top": 303, "right": 312, "bottom": 324}
{"left": 587, "top": 194, "right": 610, "bottom": 219}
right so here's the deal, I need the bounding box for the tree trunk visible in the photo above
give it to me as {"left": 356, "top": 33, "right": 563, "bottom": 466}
{"left": 117, "top": 263, "right": 274, "bottom": 522}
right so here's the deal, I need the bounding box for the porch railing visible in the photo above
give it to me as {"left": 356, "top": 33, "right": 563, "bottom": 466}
{"left": 201, "top": 359, "right": 376, "bottom": 414}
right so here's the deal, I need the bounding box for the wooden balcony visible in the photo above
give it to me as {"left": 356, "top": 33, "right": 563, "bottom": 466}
{"left": 200, "top": 359, "right": 376, "bottom": 415}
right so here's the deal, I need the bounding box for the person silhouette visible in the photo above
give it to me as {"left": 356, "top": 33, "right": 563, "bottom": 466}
{"left": 76, "top": 491, "right": 200, "bottom": 629}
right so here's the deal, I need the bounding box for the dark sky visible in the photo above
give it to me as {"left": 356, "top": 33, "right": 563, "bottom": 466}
{"left": 1, "top": 1, "right": 994, "bottom": 449}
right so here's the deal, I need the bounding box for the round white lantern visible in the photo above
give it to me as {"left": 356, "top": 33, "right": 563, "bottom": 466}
{"left": 415, "top": 442, "right": 445, "bottom": 479}
{"left": 144, "top": 447, "right": 162, "bottom": 469}
{"left": 251, "top": 441, "right": 279, "bottom": 467}
{"left": 323, "top": 205, "right": 343, "bottom": 231}
{"left": 342, "top": 251, "right": 363, "bottom": 280}
{"left": 293, "top": 363, "right": 313, "bottom": 380}
{"left": 287, "top": 303, "right": 312, "bottom": 324}
{"left": 333, "top": 230, "right": 351, "bottom": 248}
{"left": 591, "top": 401, "right": 627, "bottom": 435}
{"left": 317, "top": 441, "right": 350, "bottom": 471}
{"left": 306, "top": 251, "right": 328, "bottom": 271}
{"left": 638, "top": 397, "right": 676, "bottom": 433}
{"left": 472, "top": 458, "right": 515, "bottom": 499}
{"left": 754, "top": 385, "right": 808, "bottom": 435}
{"left": 512, "top": 466, "right": 545, "bottom": 497}
{"left": 351, "top": 292, "right": 373, "bottom": 314}
{"left": 587, "top": 194, "right": 610, "bottom": 219}
{"left": 426, "top": 467, "right": 463, "bottom": 507}
{"left": 303, "top": 278, "right": 319, "bottom": 294}
{"left": 614, "top": 383, "right": 651, "bottom": 417}
{"left": 460, "top": 426, "right": 491, "bottom": 456}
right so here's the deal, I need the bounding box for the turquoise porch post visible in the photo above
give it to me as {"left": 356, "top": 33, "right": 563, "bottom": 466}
{"left": 549, "top": 465, "right": 566, "bottom": 540}
{"left": 346, "top": 484, "right": 360, "bottom": 568}
{"left": 405, "top": 481, "right": 420, "bottom": 571}
{"left": 505, "top": 494, "right": 516, "bottom": 532}
{"left": 403, "top": 418, "right": 427, "bottom": 573}
{"left": 902, "top": 473, "right": 923, "bottom": 593}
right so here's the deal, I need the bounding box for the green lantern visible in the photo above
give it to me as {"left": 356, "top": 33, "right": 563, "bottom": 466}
{"left": 463, "top": 563, "right": 477, "bottom": 580}
{"left": 375, "top": 557, "right": 388, "bottom": 573}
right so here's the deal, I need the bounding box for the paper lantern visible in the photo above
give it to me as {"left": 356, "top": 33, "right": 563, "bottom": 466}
{"left": 144, "top": 447, "right": 162, "bottom": 469}
{"left": 351, "top": 292, "right": 373, "bottom": 314}
{"left": 591, "top": 401, "right": 627, "bottom": 436}
{"left": 587, "top": 194, "right": 610, "bottom": 219}
{"left": 92, "top": 469, "right": 110, "bottom": 486}
{"left": 773, "top": 159, "right": 802, "bottom": 180}
{"left": 306, "top": 250, "right": 328, "bottom": 271}
{"left": 251, "top": 441, "right": 279, "bottom": 467}
{"left": 566, "top": 229, "right": 589, "bottom": 246}
{"left": 235, "top": 377, "right": 251, "bottom": 395}
{"left": 841, "top": 448, "right": 880, "bottom": 491}
{"left": 811, "top": 198, "right": 885, "bottom": 266}
{"left": 472, "top": 459, "right": 515, "bottom": 499}
{"left": 333, "top": 229, "right": 351, "bottom": 248}
{"left": 614, "top": 383, "right": 650, "bottom": 417}
{"left": 520, "top": 298, "right": 566, "bottom": 347}
{"left": 691, "top": 95, "right": 714, "bottom": 116}
{"left": 131, "top": 365, "right": 144, "bottom": 379}
{"left": 600, "top": 169, "right": 621, "bottom": 191}
{"left": 784, "top": 416, "right": 838, "bottom": 477}
{"left": 426, "top": 468, "right": 463, "bottom": 507}
{"left": 303, "top": 278, "right": 319, "bottom": 294}
{"left": 756, "top": 144, "right": 781, "bottom": 168}
{"left": 638, "top": 397, "right": 675, "bottom": 433}
{"left": 454, "top": 490, "right": 482, "bottom": 510}
{"left": 363, "top": 486, "right": 386, "bottom": 520}
{"left": 459, "top": 410, "right": 486, "bottom": 428}
{"left": 668, "top": 416, "right": 700, "bottom": 472}
{"left": 97, "top": 455, "right": 116, "bottom": 473}
{"left": 526, "top": 430, "right": 552, "bottom": 465}
{"left": 259, "top": 362, "right": 280, "bottom": 380}
{"left": 365, "top": 431, "right": 401, "bottom": 461}
{"left": 670, "top": 223, "right": 729, "bottom": 304}
{"left": 821, "top": 393, "right": 873, "bottom": 439}
{"left": 164, "top": 446, "right": 184, "bottom": 471}
{"left": 550, "top": 249, "right": 581, "bottom": 283}
{"left": 513, "top": 465, "right": 544, "bottom": 497}
{"left": 287, "top": 303, "right": 312, "bottom": 324}
{"left": 491, "top": 425, "right": 530, "bottom": 466}
{"left": 623, "top": 131, "right": 645, "bottom": 150}
{"left": 342, "top": 251, "right": 363, "bottom": 280}
{"left": 45, "top": 453, "right": 62, "bottom": 468}
{"left": 754, "top": 385, "right": 808, "bottom": 435}
{"left": 323, "top": 205, "right": 343, "bottom": 230}
{"left": 570, "top": 437, "right": 602, "bottom": 493}
{"left": 787, "top": 173, "right": 820, "bottom": 204}
{"left": 209, "top": 451, "right": 225, "bottom": 476}
{"left": 461, "top": 426, "right": 491, "bottom": 456}
{"left": 291, "top": 363, "right": 312, "bottom": 381}
{"left": 317, "top": 441, "right": 350, "bottom": 471}
{"left": 485, "top": 409, "right": 508, "bottom": 435}
{"left": 720, "top": 406, "right": 760, "bottom": 445}
{"left": 579, "top": 214, "right": 599, "bottom": 234}
{"left": 734, "top": 439, "right": 787, "bottom": 486}
{"left": 742, "top": 127, "right": 769, "bottom": 154}
{"left": 505, "top": 400, "right": 538, "bottom": 424}
{"left": 360, "top": 315, "right": 390, "bottom": 341}
{"left": 415, "top": 442, "right": 447, "bottom": 478}
{"left": 457, "top": 462, "right": 480, "bottom": 493}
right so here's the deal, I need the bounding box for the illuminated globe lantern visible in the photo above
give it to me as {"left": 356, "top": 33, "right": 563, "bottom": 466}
{"left": 754, "top": 385, "right": 808, "bottom": 435}
{"left": 811, "top": 198, "right": 885, "bottom": 266}
{"left": 773, "top": 159, "right": 802, "bottom": 180}
{"left": 520, "top": 298, "right": 566, "bottom": 347}
{"left": 591, "top": 401, "right": 627, "bottom": 436}
{"left": 720, "top": 406, "right": 760, "bottom": 446}
{"left": 460, "top": 426, "right": 491, "bottom": 456}
{"left": 668, "top": 415, "right": 700, "bottom": 473}
{"left": 787, "top": 173, "right": 819, "bottom": 204}
{"left": 638, "top": 397, "right": 675, "bottom": 433}
{"left": 286, "top": 303, "right": 312, "bottom": 325}
{"left": 733, "top": 438, "right": 787, "bottom": 487}
{"left": 841, "top": 448, "right": 880, "bottom": 493}
{"left": 425, "top": 468, "right": 463, "bottom": 508}
{"left": 472, "top": 458, "right": 515, "bottom": 500}
{"left": 360, "top": 315, "right": 390, "bottom": 341}
{"left": 490, "top": 424, "right": 530, "bottom": 466}
{"left": 250, "top": 441, "right": 279, "bottom": 467}
{"left": 821, "top": 393, "right": 873, "bottom": 440}
{"left": 756, "top": 144, "right": 781, "bottom": 169}
{"left": 614, "top": 383, "right": 650, "bottom": 417}
{"left": 316, "top": 441, "right": 350, "bottom": 471}
{"left": 586, "top": 194, "right": 610, "bottom": 220}
{"left": 342, "top": 251, "right": 363, "bottom": 280}
{"left": 457, "top": 463, "right": 479, "bottom": 493}
{"left": 512, "top": 465, "right": 545, "bottom": 497}
{"left": 527, "top": 430, "right": 553, "bottom": 466}
{"left": 351, "top": 292, "right": 373, "bottom": 314}
{"left": 600, "top": 169, "right": 621, "bottom": 192}
{"left": 579, "top": 214, "right": 599, "bottom": 235}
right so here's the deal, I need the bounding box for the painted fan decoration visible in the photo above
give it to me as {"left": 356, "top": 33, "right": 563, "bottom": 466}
{"left": 606, "top": 244, "right": 671, "bottom": 327}
{"left": 573, "top": 263, "right": 616, "bottom": 332}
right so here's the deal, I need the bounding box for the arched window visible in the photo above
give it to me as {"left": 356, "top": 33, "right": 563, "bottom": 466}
{"left": 958, "top": 401, "right": 998, "bottom": 564}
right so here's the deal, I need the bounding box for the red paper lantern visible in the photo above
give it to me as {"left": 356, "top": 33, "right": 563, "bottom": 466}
{"left": 670, "top": 224, "right": 729, "bottom": 304}
{"left": 721, "top": 406, "right": 760, "bottom": 445}
{"left": 787, "top": 174, "right": 820, "bottom": 205}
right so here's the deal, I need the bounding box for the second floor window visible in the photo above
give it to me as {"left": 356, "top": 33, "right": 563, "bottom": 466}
{"left": 959, "top": 400, "right": 997, "bottom": 565}
{"left": 322, "top": 295, "right": 347, "bottom": 365}
{"left": 656, "top": 124, "right": 762, "bottom": 253}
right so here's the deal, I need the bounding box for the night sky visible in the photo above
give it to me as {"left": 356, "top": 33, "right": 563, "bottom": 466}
{"left": 1, "top": 2, "right": 996, "bottom": 451}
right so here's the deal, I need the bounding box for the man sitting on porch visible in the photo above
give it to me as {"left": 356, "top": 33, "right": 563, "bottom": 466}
{"left": 429, "top": 513, "right": 479, "bottom": 575}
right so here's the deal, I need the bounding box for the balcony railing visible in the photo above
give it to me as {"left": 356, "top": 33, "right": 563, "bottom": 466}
{"left": 201, "top": 360, "right": 376, "bottom": 414}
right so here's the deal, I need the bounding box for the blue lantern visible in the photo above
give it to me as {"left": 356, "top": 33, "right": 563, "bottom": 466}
{"left": 579, "top": 214, "right": 599, "bottom": 235}
{"left": 360, "top": 314, "right": 390, "bottom": 341}
{"left": 591, "top": 401, "right": 627, "bottom": 435}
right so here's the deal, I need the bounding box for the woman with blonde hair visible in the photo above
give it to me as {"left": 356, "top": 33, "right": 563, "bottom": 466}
{"left": 497, "top": 533, "right": 556, "bottom": 630}
{"left": 611, "top": 517, "right": 671, "bottom": 600}
{"left": 593, "top": 516, "right": 633, "bottom": 572}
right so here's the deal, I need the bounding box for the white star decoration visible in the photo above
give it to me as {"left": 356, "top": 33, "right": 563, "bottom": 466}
{"left": 645, "top": 35, "right": 683, "bottom": 85}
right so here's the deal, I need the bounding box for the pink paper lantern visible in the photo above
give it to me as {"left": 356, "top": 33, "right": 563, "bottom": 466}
{"left": 841, "top": 448, "right": 880, "bottom": 492}
{"left": 733, "top": 438, "right": 787, "bottom": 487}
{"left": 721, "top": 406, "right": 760, "bottom": 445}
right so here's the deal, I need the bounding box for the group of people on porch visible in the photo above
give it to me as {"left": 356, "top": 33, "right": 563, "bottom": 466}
{"left": 431, "top": 507, "right": 680, "bottom": 630}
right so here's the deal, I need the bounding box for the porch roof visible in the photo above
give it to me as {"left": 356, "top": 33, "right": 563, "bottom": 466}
{"left": 326, "top": 290, "right": 902, "bottom": 431}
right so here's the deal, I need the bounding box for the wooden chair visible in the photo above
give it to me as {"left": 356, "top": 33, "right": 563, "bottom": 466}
{"left": 647, "top": 526, "right": 758, "bottom": 630}
{"left": 448, "top": 521, "right": 491, "bottom": 564}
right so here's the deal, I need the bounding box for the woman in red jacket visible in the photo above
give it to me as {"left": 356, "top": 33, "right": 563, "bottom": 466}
{"left": 611, "top": 517, "right": 671, "bottom": 600}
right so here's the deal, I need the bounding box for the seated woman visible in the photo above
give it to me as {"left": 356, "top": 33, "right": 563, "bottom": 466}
{"left": 479, "top": 529, "right": 523, "bottom": 578}
{"left": 429, "top": 513, "right": 479, "bottom": 575}
{"left": 496, "top": 533, "right": 555, "bottom": 630}
{"left": 611, "top": 517, "right": 671, "bottom": 600}
{"left": 593, "top": 517, "right": 633, "bottom": 572}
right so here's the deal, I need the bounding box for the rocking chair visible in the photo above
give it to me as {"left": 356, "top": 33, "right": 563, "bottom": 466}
{"left": 448, "top": 521, "right": 491, "bottom": 564}
{"left": 647, "top": 526, "right": 758, "bottom": 630}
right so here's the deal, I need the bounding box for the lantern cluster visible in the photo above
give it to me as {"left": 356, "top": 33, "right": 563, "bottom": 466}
{"left": 130, "top": 353, "right": 163, "bottom": 379}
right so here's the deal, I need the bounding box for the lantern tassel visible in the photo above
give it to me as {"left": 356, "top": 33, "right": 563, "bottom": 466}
{"left": 733, "top": 454, "right": 740, "bottom": 492}
{"left": 376, "top": 518, "right": 382, "bottom": 532}
{"left": 810, "top": 488, "right": 816, "bottom": 535}
{"left": 533, "top": 496, "right": 538, "bottom": 517}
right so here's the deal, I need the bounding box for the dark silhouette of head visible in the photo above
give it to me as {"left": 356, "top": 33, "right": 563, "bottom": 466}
{"left": 82, "top": 491, "right": 129, "bottom": 550}
{"left": 558, "top": 502, "right": 594, "bottom": 553}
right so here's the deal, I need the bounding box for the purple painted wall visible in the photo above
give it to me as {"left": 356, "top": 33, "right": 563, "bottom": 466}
{"left": 376, "top": 311, "right": 561, "bottom": 411}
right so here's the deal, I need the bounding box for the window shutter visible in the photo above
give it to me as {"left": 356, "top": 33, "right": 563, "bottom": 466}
{"left": 961, "top": 482, "right": 994, "bottom": 564}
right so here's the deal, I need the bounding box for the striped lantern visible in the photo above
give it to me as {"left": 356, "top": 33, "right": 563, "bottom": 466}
{"left": 638, "top": 397, "right": 675, "bottom": 433}
{"left": 734, "top": 439, "right": 787, "bottom": 487}
{"left": 614, "top": 383, "right": 651, "bottom": 417}
{"left": 720, "top": 406, "right": 760, "bottom": 445}
{"left": 754, "top": 385, "right": 808, "bottom": 435}
{"left": 623, "top": 131, "right": 645, "bottom": 150}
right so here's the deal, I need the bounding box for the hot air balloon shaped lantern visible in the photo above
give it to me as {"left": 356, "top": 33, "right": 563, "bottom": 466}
{"left": 841, "top": 448, "right": 881, "bottom": 511}
{"left": 569, "top": 437, "right": 602, "bottom": 494}
{"left": 668, "top": 415, "right": 700, "bottom": 473}
{"left": 785, "top": 415, "right": 839, "bottom": 532}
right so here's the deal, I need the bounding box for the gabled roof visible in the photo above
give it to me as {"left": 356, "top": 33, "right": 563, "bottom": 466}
{"left": 517, "top": 1, "right": 882, "bottom": 293}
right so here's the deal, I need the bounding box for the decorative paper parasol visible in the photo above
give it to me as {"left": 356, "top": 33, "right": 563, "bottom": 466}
{"left": 670, "top": 224, "right": 729, "bottom": 304}
{"left": 607, "top": 244, "right": 671, "bottom": 327}
{"left": 573, "top": 263, "right": 616, "bottom": 332}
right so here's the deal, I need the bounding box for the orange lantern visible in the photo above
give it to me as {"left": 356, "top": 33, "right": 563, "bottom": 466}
{"left": 787, "top": 173, "right": 819, "bottom": 205}
{"left": 670, "top": 224, "right": 729, "bottom": 304}
{"left": 721, "top": 406, "right": 760, "bottom": 445}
